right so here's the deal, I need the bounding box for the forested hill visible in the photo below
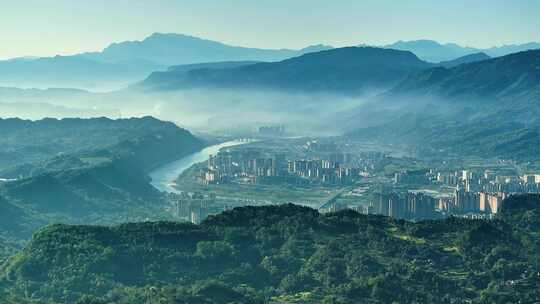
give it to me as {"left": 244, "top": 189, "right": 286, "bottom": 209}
{"left": 2, "top": 195, "right": 539, "bottom": 303}
{"left": 0, "top": 116, "right": 205, "bottom": 222}
{"left": 139, "top": 47, "right": 432, "bottom": 93}
{"left": 390, "top": 49, "right": 540, "bottom": 102}
{"left": 345, "top": 50, "right": 540, "bottom": 160}
{"left": 0, "top": 116, "right": 203, "bottom": 174}
{"left": 0, "top": 117, "right": 205, "bottom": 265}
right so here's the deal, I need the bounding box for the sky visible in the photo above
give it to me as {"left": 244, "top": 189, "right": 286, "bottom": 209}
{"left": 1, "top": 0, "right": 539, "bottom": 59}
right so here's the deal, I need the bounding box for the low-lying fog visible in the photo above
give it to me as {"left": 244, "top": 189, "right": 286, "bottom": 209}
{"left": 0, "top": 87, "right": 376, "bottom": 136}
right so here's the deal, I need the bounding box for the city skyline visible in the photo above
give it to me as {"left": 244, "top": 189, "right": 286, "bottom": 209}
{"left": 1, "top": 0, "right": 540, "bottom": 59}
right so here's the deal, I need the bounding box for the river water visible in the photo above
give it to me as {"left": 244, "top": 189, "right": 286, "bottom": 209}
{"left": 149, "top": 140, "right": 246, "bottom": 193}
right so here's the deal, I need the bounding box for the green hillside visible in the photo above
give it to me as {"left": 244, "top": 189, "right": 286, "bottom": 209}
{"left": 0, "top": 117, "right": 205, "bottom": 264}
{"left": 2, "top": 195, "right": 539, "bottom": 303}
{"left": 0, "top": 116, "right": 204, "bottom": 221}
{"left": 0, "top": 116, "right": 201, "bottom": 175}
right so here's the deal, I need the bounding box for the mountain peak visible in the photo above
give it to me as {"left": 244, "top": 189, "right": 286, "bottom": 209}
{"left": 140, "top": 46, "right": 432, "bottom": 93}
{"left": 143, "top": 32, "right": 214, "bottom": 44}
{"left": 438, "top": 52, "right": 491, "bottom": 67}
{"left": 385, "top": 40, "right": 479, "bottom": 62}
{"left": 392, "top": 39, "right": 443, "bottom": 47}
{"left": 393, "top": 49, "right": 540, "bottom": 101}
{"left": 299, "top": 44, "right": 334, "bottom": 53}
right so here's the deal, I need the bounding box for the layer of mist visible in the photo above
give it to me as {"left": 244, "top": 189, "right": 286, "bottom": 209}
{"left": 0, "top": 86, "right": 373, "bottom": 136}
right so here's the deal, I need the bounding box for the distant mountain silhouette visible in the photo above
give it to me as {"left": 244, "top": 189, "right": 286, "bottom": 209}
{"left": 298, "top": 44, "right": 335, "bottom": 54}
{"left": 392, "top": 50, "right": 540, "bottom": 101}
{"left": 0, "top": 55, "right": 163, "bottom": 91}
{"left": 79, "top": 33, "right": 333, "bottom": 66}
{"left": 346, "top": 50, "right": 540, "bottom": 160}
{"left": 385, "top": 39, "right": 540, "bottom": 62}
{"left": 137, "top": 61, "right": 260, "bottom": 90}
{"left": 2, "top": 33, "right": 538, "bottom": 91}
{"left": 0, "top": 33, "right": 333, "bottom": 91}
{"left": 139, "top": 47, "right": 433, "bottom": 93}
{"left": 384, "top": 40, "right": 479, "bottom": 62}
{"left": 437, "top": 52, "right": 490, "bottom": 68}
{"left": 486, "top": 42, "right": 540, "bottom": 57}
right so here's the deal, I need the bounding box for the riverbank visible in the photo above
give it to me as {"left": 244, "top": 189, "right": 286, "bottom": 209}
{"left": 149, "top": 140, "right": 249, "bottom": 193}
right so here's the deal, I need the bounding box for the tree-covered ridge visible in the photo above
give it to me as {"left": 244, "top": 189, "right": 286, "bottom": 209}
{"left": 345, "top": 49, "right": 540, "bottom": 161}
{"left": 347, "top": 107, "right": 540, "bottom": 161}
{"left": 2, "top": 195, "right": 540, "bottom": 303}
{"left": 0, "top": 116, "right": 204, "bottom": 222}
{"left": 0, "top": 116, "right": 205, "bottom": 264}
{"left": 0, "top": 194, "right": 44, "bottom": 265}
{"left": 392, "top": 49, "right": 540, "bottom": 101}
{"left": 0, "top": 116, "right": 202, "bottom": 174}
{"left": 140, "top": 47, "right": 432, "bottom": 93}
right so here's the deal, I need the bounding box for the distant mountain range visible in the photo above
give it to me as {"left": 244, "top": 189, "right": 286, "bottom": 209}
{"left": 0, "top": 55, "right": 164, "bottom": 91}
{"left": 0, "top": 33, "right": 332, "bottom": 91}
{"left": 346, "top": 50, "right": 540, "bottom": 160}
{"left": 391, "top": 50, "right": 540, "bottom": 102}
{"left": 139, "top": 47, "right": 433, "bottom": 93}
{"left": 139, "top": 61, "right": 260, "bottom": 90}
{"left": 1, "top": 33, "right": 538, "bottom": 91}
{"left": 383, "top": 39, "right": 540, "bottom": 62}
{"left": 79, "top": 33, "right": 333, "bottom": 66}
{"left": 437, "top": 52, "right": 491, "bottom": 68}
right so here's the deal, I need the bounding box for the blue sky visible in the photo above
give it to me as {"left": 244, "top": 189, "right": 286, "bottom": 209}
{"left": 1, "top": 0, "right": 539, "bottom": 59}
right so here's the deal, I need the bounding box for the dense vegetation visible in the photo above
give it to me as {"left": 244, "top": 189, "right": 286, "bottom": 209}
{"left": 392, "top": 50, "right": 540, "bottom": 101}
{"left": 1, "top": 194, "right": 539, "bottom": 303}
{"left": 346, "top": 50, "right": 540, "bottom": 161}
{"left": 348, "top": 109, "right": 540, "bottom": 161}
{"left": 0, "top": 116, "right": 204, "bottom": 263}
{"left": 0, "top": 195, "right": 44, "bottom": 262}
{"left": 0, "top": 116, "right": 202, "bottom": 174}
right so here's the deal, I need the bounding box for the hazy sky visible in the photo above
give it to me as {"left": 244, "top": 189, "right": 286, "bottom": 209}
{"left": 1, "top": 0, "right": 539, "bottom": 59}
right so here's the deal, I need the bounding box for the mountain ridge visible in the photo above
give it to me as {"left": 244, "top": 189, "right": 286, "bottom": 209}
{"left": 391, "top": 49, "right": 540, "bottom": 101}
{"left": 437, "top": 52, "right": 491, "bottom": 68}
{"left": 82, "top": 33, "right": 332, "bottom": 66}
{"left": 344, "top": 50, "right": 540, "bottom": 160}
{"left": 384, "top": 39, "right": 540, "bottom": 62}
{"left": 2, "top": 195, "right": 540, "bottom": 303}
{"left": 0, "top": 33, "right": 334, "bottom": 91}
{"left": 139, "top": 46, "right": 433, "bottom": 93}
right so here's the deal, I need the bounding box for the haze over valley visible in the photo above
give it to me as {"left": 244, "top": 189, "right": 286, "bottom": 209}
{"left": 1, "top": 1, "right": 540, "bottom": 303}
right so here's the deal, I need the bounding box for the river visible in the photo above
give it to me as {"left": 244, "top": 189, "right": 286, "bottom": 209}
{"left": 149, "top": 140, "right": 247, "bottom": 193}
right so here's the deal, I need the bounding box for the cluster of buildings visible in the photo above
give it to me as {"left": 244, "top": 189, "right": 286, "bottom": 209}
{"left": 369, "top": 188, "right": 508, "bottom": 220}
{"left": 437, "top": 189, "right": 507, "bottom": 215}
{"left": 394, "top": 170, "right": 431, "bottom": 185}
{"left": 388, "top": 169, "right": 540, "bottom": 218}
{"left": 305, "top": 140, "right": 338, "bottom": 152}
{"left": 371, "top": 191, "right": 437, "bottom": 220}
{"left": 258, "top": 125, "right": 285, "bottom": 137}
{"left": 436, "top": 171, "right": 540, "bottom": 215}
{"left": 200, "top": 148, "right": 287, "bottom": 184}
{"left": 433, "top": 170, "right": 540, "bottom": 193}
{"left": 199, "top": 147, "right": 369, "bottom": 186}
{"left": 287, "top": 159, "right": 364, "bottom": 185}
{"left": 169, "top": 192, "right": 217, "bottom": 224}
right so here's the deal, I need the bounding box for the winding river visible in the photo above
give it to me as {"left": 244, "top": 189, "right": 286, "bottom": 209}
{"left": 149, "top": 140, "right": 247, "bottom": 193}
